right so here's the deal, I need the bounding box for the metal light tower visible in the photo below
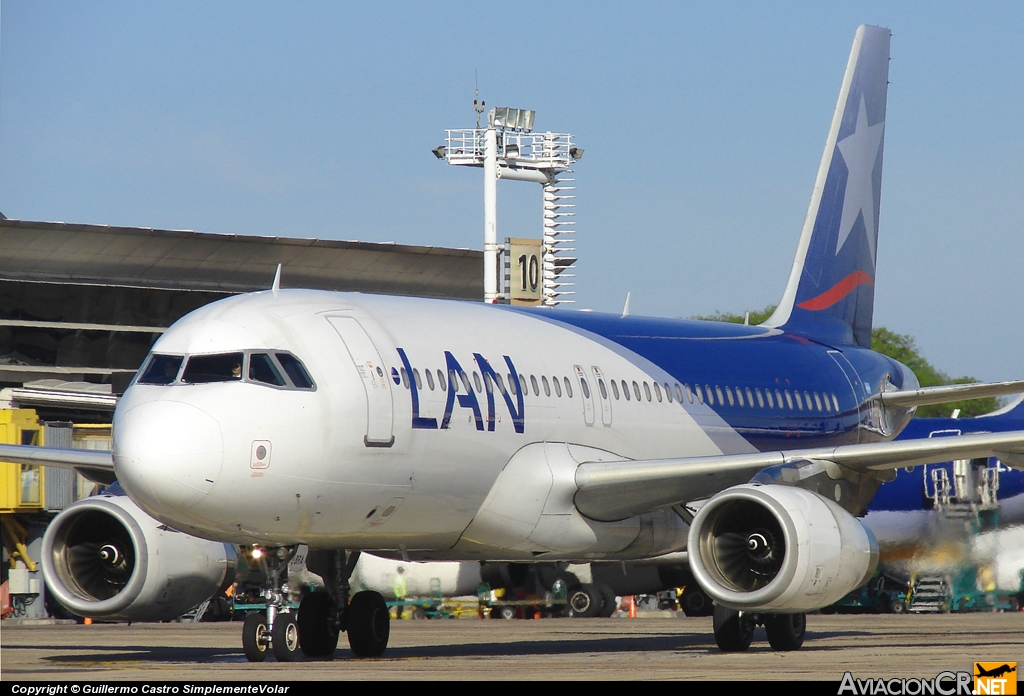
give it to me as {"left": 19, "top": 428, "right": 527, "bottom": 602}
{"left": 433, "top": 107, "right": 583, "bottom": 305}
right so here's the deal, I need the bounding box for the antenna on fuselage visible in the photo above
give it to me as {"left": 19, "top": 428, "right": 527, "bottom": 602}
{"left": 271, "top": 264, "right": 282, "bottom": 295}
{"left": 621, "top": 292, "right": 631, "bottom": 318}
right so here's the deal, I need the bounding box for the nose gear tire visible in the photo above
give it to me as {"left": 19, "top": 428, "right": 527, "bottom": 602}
{"left": 272, "top": 613, "right": 300, "bottom": 662}
{"left": 242, "top": 613, "right": 269, "bottom": 662}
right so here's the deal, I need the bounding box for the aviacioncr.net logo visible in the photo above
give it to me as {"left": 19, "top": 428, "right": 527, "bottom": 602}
{"left": 838, "top": 671, "right": 973, "bottom": 695}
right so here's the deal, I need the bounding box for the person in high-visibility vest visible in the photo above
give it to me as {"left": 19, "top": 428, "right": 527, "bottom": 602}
{"left": 393, "top": 566, "right": 408, "bottom": 619}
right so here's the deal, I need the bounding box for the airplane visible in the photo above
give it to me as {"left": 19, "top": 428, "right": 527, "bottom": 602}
{"left": 4, "top": 24, "right": 1024, "bottom": 662}
{"left": 975, "top": 664, "right": 1017, "bottom": 680}
{"left": 35, "top": 400, "right": 1023, "bottom": 625}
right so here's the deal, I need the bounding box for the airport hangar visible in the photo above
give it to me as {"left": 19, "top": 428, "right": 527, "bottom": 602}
{"left": 0, "top": 215, "right": 482, "bottom": 618}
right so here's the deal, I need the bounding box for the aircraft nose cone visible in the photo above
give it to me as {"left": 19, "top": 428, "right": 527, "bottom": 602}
{"left": 114, "top": 400, "right": 224, "bottom": 511}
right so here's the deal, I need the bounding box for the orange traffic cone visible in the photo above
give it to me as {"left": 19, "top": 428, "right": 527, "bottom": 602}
{"left": 84, "top": 617, "right": 92, "bottom": 625}
{"left": 628, "top": 595, "right": 637, "bottom": 618}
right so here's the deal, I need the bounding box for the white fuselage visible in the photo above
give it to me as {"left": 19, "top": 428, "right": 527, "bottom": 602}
{"left": 113, "top": 290, "right": 733, "bottom": 561}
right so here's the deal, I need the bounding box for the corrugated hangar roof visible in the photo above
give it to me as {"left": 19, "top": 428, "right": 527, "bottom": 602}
{"left": 0, "top": 219, "right": 483, "bottom": 300}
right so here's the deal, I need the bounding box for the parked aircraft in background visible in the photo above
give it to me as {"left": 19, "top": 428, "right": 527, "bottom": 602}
{"left": 864, "top": 396, "right": 1024, "bottom": 599}
{"left": 6, "top": 24, "right": 1024, "bottom": 662}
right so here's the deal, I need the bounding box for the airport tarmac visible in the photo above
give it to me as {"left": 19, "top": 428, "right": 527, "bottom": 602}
{"left": 2, "top": 613, "right": 1021, "bottom": 681}
{"left": 0, "top": 614, "right": 1019, "bottom": 679}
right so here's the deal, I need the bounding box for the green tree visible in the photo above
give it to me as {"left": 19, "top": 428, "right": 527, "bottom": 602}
{"left": 869, "top": 328, "right": 997, "bottom": 418}
{"left": 690, "top": 305, "right": 777, "bottom": 325}
{"left": 691, "top": 307, "right": 997, "bottom": 418}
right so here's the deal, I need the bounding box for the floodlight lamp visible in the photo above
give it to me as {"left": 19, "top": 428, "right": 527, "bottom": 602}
{"left": 505, "top": 143, "right": 520, "bottom": 158}
{"left": 569, "top": 147, "right": 584, "bottom": 160}
{"left": 432, "top": 145, "right": 447, "bottom": 160}
{"left": 523, "top": 110, "right": 535, "bottom": 132}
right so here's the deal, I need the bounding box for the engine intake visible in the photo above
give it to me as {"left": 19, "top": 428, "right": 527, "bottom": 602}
{"left": 688, "top": 484, "right": 877, "bottom": 612}
{"left": 42, "top": 493, "right": 235, "bottom": 622}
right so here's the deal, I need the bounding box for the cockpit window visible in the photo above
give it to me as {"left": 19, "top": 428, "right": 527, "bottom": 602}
{"left": 182, "top": 353, "right": 245, "bottom": 384}
{"left": 249, "top": 353, "right": 287, "bottom": 387}
{"left": 138, "top": 354, "right": 184, "bottom": 385}
{"left": 276, "top": 353, "right": 314, "bottom": 389}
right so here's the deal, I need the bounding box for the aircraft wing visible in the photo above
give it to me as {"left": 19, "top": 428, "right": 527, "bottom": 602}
{"left": 0, "top": 444, "right": 116, "bottom": 484}
{"left": 880, "top": 380, "right": 1024, "bottom": 408}
{"left": 573, "top": 429, "right": 1024, "bottom": 521}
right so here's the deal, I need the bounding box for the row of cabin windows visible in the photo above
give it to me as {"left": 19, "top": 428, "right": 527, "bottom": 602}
{"left": 397, "top": 365, "right": 841, "bottom": 415}
{"left": 399, "top": 367, "right": 575, "bottom": 399}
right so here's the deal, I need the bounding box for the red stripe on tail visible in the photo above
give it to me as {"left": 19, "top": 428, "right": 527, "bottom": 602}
{"left": 796, "top": 270, "right": 874, "bottom": 311}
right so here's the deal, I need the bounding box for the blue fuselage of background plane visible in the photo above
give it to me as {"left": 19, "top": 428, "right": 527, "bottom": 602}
{"left": 870, "top": 403, "right": 1024, "bottom": 513}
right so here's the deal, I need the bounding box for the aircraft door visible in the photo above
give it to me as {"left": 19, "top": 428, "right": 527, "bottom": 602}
{"left": 574, "top": 365, "right": 596, "bottom": 427}
{"left": 827, "top": 350, "right": 865, "bottom": 443}
{"left": 327, "top": 316, "right": 395, "bottom": 447}
{"left": 591, "top": 366, "right": 612, "bottom": 427}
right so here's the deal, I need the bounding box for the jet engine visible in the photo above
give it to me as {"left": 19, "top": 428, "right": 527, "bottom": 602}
{"left": 688, "top": 484, "right": 878, "bottom": 612}
{"left": 41, "top": 490, "right": 235, "bottom": 622}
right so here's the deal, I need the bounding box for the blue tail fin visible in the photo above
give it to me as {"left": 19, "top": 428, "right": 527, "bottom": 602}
{"left": 764, "top": 25, "right": 890, "bottom": 347}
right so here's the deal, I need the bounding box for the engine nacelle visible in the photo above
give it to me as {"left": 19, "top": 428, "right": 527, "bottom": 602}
{"left": 41, "top": 492, "right": 235, "bottom": 622}
{"left": 688, "top": 484, "right": 878, "bottom": 612}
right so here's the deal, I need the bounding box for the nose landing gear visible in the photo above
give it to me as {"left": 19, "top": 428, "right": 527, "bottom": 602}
{"left": 241, "top": 545, "right": 300, "bottom": 662}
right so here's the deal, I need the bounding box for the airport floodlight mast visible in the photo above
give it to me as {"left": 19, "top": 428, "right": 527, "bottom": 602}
{"left": 433, "top": 106, "right": 583, "bottom": 305}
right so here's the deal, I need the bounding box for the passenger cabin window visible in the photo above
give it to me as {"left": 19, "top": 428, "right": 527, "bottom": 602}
{"left": 564, "top": 377, "right": 573, "bottom": 399}
{"left": 139, "top": 354, "right": 184, "bottom": 385}
{"left": 182, "top": 353, "right": 244, "bottom": 384}
{"left": 249, "top": 353, "right": 286, "bottom": 387}
{"left": 621, "top": 380, "right": 630, "bottom": 401}
{"left": 553, "top": 377, "right": 562, "bottom": 397}
{"left": 611, "top": 379, "right": 620, "bottom": 400}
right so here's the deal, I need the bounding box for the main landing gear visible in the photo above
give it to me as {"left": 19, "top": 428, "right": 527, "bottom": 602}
{"left": 241, "top": 547, "right": 390, "bottom": 662}
{"left": 712, "top": 604, "right": 806, "bottom": 652}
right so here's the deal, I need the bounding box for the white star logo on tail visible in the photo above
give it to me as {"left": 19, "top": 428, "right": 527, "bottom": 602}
{"left": 835, "top": 96, "right": 885, "bottom": 260}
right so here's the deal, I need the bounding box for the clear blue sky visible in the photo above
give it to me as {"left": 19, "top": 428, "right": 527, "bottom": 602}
{"left": 2, "top": 2, "right": 1021, "bottom": 382}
